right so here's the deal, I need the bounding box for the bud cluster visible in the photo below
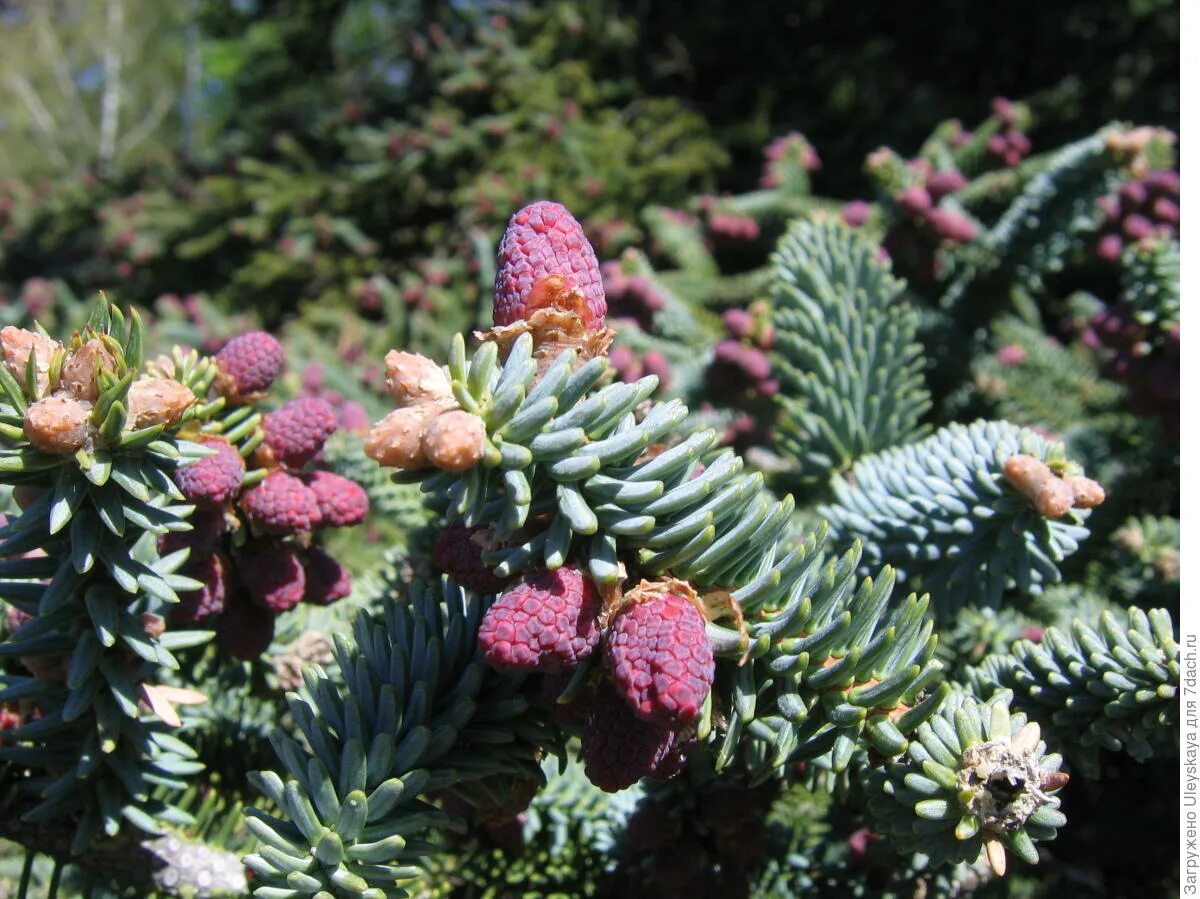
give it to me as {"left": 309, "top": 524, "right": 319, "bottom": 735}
{"left": 889, "top": 159, "right": 978, "bottom": 245}
{"left": 1080, "top": 309, "right": 1179, "bottom": 437}
{"left": 164, "top": 332, "right": 367, "bottom": 660}
{"left": 1001, "top": 454, "right": 1105, "bottom": 519}
{"left": 704, "top": 302, "right": 778, "bottom": 449}
{"left": 986, "top": 98, "right": 1033, "bottom": 167}
{"left": 601, "top": 257, "right": 668, "bottom": 330}
{"left": 477, "top": 567, "right": 716, "bottom": 792}
{"left": 760, "top": 131, "right": 822, "bottom": 189}
{"left": 3, "top": 325, "right": 195, "bottom": 455}
{"left": 365, "top": 350, "right": 486, "bottom": 471}
{"left": 1093, "top": 170, "right": 1179, "bottom": 262}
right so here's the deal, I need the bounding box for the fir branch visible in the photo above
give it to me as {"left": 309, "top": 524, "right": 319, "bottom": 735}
{"left": 967, "top": 606, "right": 1178, "bottom": 778}
{"left": 820, "top": 420, "right": 1096, "bottom": 617}
{"left": 243, "top": 580, "right": 554, "bottom": 898}
{"left": 771, "top": 218, "right": 931, "bottom": 482}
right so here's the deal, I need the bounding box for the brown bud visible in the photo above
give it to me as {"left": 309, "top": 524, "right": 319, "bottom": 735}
{"left": 272, "top": 630, "right": 335, "bottom": 692}
{"left": 140, "top": 613, "right": 166, "bottom": 640}
{"left": 364, "top": 406, "right": 437, "bottom": 468}
{"left": 1002, "top": 454, "right": 1074, "bottom": 519}
{"left": 60, "top": 338, "right": 119, "bottom": 401}
{"left": 1041, "top": 770, "right": 1070, "bottom": 792}
{"left": 1, "top": 326, "right": 62, "bottom": 397}
{"left": 1063, "top": 475, "right": 1105, "bottom": 509}
{"left": 20, "top": 653, "right": 69, "bottom": 683}
{"left": 421, "top": 409, "right": 486, "bottom": 472}
{"left": 23, "top": 395, "right": 92, "bottom": 454}
{"left": 126, "top": 377, "right": 194, "bottom": 429}
{"left": 384, "top": 350, "right": 454, "bottom": 407}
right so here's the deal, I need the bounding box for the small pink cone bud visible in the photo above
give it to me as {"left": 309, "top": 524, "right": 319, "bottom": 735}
{"left": 897, "top": 185, "right": 932, "bottom": 216}
{"left": 126, "top": 377, "right": 195, "bottom": 429}
{"left": 996, "top": 344, "right": 1027, "bottom": 366}
{"left": 1, "top": 326, "right": 62, "bottom": 397}
{"left": 421, "top": 409, "right": 486, "bottom": 472}
{"left": 384, "top": 350, "right": 454, "bottom": 407}
{"left": 23, "top": 395, "right": 92, "bottom": 454}
{"left": 213, "top": 331, "right": 284, "bottom": 400}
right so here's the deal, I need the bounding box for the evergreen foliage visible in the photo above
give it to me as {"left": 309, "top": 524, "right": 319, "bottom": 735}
{"left": 242, "top": 580, "right": 554, "bottom": 897}
{"left": 820, "top": 421, "right": 1093, "bottom": 617}
{"left": 771, "top": 218, "right": 931, "bottom": 482}
{"left": 378, "top": 330, "right": 945, "bottom": 787}
{"left": 0, "top": 8, "right": 1182, "bottom": 892}
{"left": 0, "top": 302, "right": 229, "bottom": 852}
{"left": 866, "top": 690, "right": 1068, "bottom": 874}
{"left": 967, "top": 606, "right": 1178, "bottom": 778}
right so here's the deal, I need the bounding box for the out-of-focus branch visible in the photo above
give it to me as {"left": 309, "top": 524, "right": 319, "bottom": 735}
{"left": 0, "top": 798, "right": 248, "bottom": 898}
{"left": 6, "top": 73, "right": 69, "bottom": 169}
{"left": 120, "top": 86, "right": 174, "bottom": 155}
{"left": 98, "top": 0, "right": 124, "bottom": 171}
{"left": 33, "top": 4, "right": 96, "bottom": 143}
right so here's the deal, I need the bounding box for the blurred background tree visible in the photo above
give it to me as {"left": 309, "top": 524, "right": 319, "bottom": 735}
{"left": 0, "top": 0, "right": 197, "bottom": 176}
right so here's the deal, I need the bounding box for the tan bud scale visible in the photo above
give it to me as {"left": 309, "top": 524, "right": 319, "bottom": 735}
{"left": 1, "top": 326, "right": 62, "bottom": 397}
{"left": 421, "top": 409, "right": 486, "bottom": 472}
{"left": 23, "top": 395, "right": 92, "bottom": 454}
{"left": 60, "top": 338, "right": 118, "bottom": 401}
{"left": 364, "top": 406, "right": 436, "bottom": 468}
{"left": 126, "top": 378, "right": 195, "bottom": 429}
{"left": 1002, "top": 454, "right": 1088, "bottom": 519}
{"left": 384, "top": 351, "right": 454, "bottom": 407}
{"left": 1063, "top": 475, "right": 1105, "bottom": 509}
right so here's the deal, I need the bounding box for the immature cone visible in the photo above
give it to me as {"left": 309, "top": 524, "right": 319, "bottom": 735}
{"left": 213, "top": 331, "right": 284, "bottom": 400}
{"left": 173, "top": 437, "right": 245, "bottom": 507}
{"left": 301, "top": 546, "right": 352, "bottom": 606}
{"left": 261, "top": 397, "right": 338, "bottom": 469}
{"left": 125, "top": 377, "right": 195, "bottom": 429}
{"left": 304, "top": 470, "right": 369, "bottom": 527}
{"left": 59, "top": 338, "right": 118, "bottom": 401}
{"left": 158, "top": 508, "right": 228, "bottom": 556}
{"left": 240, "top": 471, "right": 322, "bottom": 534}
{"left": 925, "top": 207, "right": 980, "bottom": 243}
{"left": 174, "top": 552, "right": 233, "bottom": 625}
{"left": 23, "top": 394, "right": 92, "bottom": 454}
{"left": 384, "top": 350, "right": 454, "bottom": 407}
{"left": 606, "top": 585, "right": 715, "bottom": 727}
{"left": 217, "top": 594, "right": 276, "bottom": 661}
{"left": 433, "top": 521, "right": 511, "bottom": 594}
{"left": 1, "top": 326, "right": 61, "bottom": 397}
{"left": 582, "top": 687, "right": 688, "bottom": 793}
{"left": 238, "top": 541, "right": 307, "bottom": 613}
{"left": 421, "top": 409, "right": 486, "bottom": 472}
{"left": 493, "top": 201, "right": 607, "bottom": 329}
{"left": 478, "top": 567, "right": 601, "bottom": 672}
